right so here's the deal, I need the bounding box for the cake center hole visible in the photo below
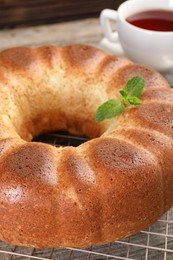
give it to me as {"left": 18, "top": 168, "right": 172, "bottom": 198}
{"left": 33, "top": 130, "right": 89, "bottom": 147}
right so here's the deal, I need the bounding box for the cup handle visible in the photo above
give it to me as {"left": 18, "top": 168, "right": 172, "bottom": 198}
{"left": 100, "top": 9, "right": 119, "bottom": 43}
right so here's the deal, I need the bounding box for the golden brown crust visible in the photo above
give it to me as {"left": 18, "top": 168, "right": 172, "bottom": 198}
{"left": 0, "top": 44, "right": 172, "bottom": 248}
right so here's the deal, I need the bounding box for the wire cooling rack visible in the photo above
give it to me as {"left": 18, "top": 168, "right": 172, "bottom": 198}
{"left": 0, "top": 131, "right": 172, "bottom": 260}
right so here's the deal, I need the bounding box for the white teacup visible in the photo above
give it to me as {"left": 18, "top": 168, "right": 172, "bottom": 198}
{"left": 100, "top": 0, "right": 173, "bottom": 71}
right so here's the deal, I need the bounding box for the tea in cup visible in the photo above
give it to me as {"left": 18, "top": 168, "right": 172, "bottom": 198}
{"left": 100, "top": 0, "right": 173, "bottom": 71}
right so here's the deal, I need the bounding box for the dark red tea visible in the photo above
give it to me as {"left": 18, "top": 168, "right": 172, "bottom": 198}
{"left": 126, "top": 10, "right": 173, "bottom": 32}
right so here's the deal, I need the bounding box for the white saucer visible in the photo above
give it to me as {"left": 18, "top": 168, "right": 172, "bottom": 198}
{"left": 99, "top": 37, "right": 173, "bottom": 86}
{"left": 99, "top": 37, "right": 124, "bottom": 56}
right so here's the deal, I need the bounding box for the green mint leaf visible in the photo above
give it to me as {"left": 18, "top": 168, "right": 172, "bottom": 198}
{"left": 96, "top": 99, "right": 125, "bottom": 122}
{"left": 95, "top": 76, "right": 145, "bottom": 122}
{"left": 125, "top": 96, "right": 142, "bottom": 105}
{"left": 123, "top": 76, "right": 145, "bottom": 98}
{"left": 119, "top": 89, "right": 128, "bottom": 98}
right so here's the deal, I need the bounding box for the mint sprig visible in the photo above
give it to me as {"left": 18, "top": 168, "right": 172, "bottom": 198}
{"left": 96, "top": 76, "right": 145, "bottom": 122}
{"left": 96, "top": 99, "right": 125, "bottom": 122}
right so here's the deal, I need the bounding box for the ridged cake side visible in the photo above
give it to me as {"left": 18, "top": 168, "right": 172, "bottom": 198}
{"left": 0, "top": 45, "right": 172, "bottom": 248}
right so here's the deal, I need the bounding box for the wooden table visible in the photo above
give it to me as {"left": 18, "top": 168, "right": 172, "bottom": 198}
{"left": 0, "top": 17, "right": 172, "bottom": 260}
{"left": 0, "top": 18, "right": 102, "bottom": 50}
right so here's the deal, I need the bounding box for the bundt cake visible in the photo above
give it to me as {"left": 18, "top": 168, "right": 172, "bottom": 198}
{"left": 0, "top": 44, "right": 172, "bottom": 248}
